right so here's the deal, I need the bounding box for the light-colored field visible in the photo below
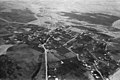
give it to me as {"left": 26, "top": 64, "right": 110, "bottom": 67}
{"left": 110, "top": 69, "right": 120, "bottom": 80}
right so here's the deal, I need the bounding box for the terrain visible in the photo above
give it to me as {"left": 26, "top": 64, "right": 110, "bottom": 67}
{"left": 0, "top": 0, "right": 120, "bottom": 80}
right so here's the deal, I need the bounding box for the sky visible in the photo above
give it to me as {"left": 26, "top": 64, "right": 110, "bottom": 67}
{"left": 1, "top": 0, "right": 120, "bottom": 15}
{"left": 29, "top": 0, "right": 120, "bottom": 14}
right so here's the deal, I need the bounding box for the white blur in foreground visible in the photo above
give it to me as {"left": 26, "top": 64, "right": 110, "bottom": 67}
{"left": 55, "top": 78, "right": 59, "bottom": 80}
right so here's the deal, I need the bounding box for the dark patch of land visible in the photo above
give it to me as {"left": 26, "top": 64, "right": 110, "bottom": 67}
{"left": 0, "top": 7, "right": 5, "bottom": 11}
{"left": 0, "top": 19, "right": 8, "bottom": 27}
{"left": 0, "top": 8, "right": 37, "bottom": 23}
{"left": 61, "top": 12, "right": 120, "bottom": 26}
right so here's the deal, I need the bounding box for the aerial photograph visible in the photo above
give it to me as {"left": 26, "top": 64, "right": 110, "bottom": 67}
{"left": 0, "top": 0, "right": 120, "bottom": 80}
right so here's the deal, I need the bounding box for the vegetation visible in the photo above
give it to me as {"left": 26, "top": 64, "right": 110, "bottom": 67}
{"left": 0, "top": 17, "right": 120, "bottom": 80}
